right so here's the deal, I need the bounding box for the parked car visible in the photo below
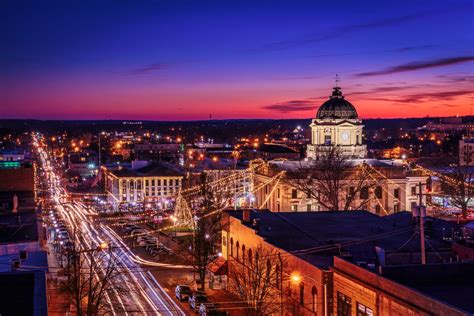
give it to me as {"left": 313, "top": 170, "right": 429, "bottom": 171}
{"left": 175, "top": 285, "right": 193, "bottom": 301}
{"left": 189, "top": 294, "right": 208, "bottom": 311}
{"left": 198, "top": 302, "right": 217, "bottom": 316}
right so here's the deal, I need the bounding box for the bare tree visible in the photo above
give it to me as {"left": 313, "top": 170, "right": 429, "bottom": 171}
{"left": 440, "top": 161, "right": 474, "bottom": 219}
{"left": 228, "top": 246, "right": 287, "bottom": 316}
{"left": 288, "top": 147, "right": 375, "bottom": 211}
{"left": 186, "top": 172, "right": 234, "bottom": 291}
{"left": 61, "top": 234, "right": 125, "bottom": 315}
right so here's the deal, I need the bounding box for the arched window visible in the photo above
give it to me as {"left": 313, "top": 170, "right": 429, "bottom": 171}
{"left": 248, "top": 249, "right": 253, "bottom": 265}
{"left": 236, "top": 241, "right": 240, "bottom": 261}
{"left": 266, "top": 259, "right": 271, "bottom": 280}
{"left": 360, "top": 186, "right": 369, "bottom": 200}
{"left": 312, "top": 286, "right": 318, "bottom": 313}
{"left": 230, "top": 238, "right": 234, "bottom": 257}
{"left": 242, "top": 245, "right": 246, "bottom": 263}
{"left": 299, "top": 283, "right": 305, "bottom": 306}
{"left": 276, "top": 264, "right": 280, "bottom": 289}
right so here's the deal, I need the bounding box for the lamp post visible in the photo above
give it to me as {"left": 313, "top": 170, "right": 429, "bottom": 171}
{"left": 170, "top": 215, "right": 178, "bottom": 237}
{"left": 289, "top": 272, "right": 328, "bottom": 316}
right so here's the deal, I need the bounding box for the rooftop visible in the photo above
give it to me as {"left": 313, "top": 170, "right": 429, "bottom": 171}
{"left": 111, "top": 162, "right": 183, "bottom": 178}
{"left": 226, "top": 210, "right": 456, "bottom": 269}
{"left": 381, "top": 263, "right": 474, "bottom": 314}
{"left": 0, "top": 212, "right": 39, "bottom": 244}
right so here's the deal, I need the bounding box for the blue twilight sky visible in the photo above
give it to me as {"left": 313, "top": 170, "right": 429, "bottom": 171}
{"left": 1, "top": 0, "right": 473, "bottom": 120}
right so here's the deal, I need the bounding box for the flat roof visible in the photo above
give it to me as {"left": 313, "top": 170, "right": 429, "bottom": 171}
{"left": 382, "top": 263, "right": 474, "bottom": 313}
{"left": 0, "top": 212, "right": 39, "bottom": 244}
{"left": 111, "top": 163, "right": 183, "bottom": 178}
{"left": 226, "top": 210, "right": 456, "bottom": 269}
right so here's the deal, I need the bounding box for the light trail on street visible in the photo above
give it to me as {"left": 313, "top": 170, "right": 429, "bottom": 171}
{"left": 35, "top": 134, "right": 185, "bottom": 315}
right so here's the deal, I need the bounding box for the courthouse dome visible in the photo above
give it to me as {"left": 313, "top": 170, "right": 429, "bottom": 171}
{"left": 316, "top": 87, "right": 358, "bottom": 119}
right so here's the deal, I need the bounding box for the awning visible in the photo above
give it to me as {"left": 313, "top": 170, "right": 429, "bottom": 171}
{"left": 207, "top": 257, "right": 227, "bottom": 275}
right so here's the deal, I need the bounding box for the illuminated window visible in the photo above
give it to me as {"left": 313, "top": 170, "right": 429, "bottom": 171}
{"left": 356, "top": 303, "right": 373, "bottom": 316}
{"left": 337, "top": 292, "right": 351, "bottom": 316}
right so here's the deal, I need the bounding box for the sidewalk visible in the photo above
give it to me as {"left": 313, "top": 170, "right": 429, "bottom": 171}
{"left": 45, "top": 241, "right": 71, "bottom": 315}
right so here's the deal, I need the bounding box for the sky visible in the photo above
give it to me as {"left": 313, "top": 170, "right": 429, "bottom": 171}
{"left": 1, "top": 0, "right": 473, "bottom": 120}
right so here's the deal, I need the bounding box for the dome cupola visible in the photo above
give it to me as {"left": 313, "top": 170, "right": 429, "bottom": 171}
{"left": 316, "top": 87, "right": 358, "bottom": 119}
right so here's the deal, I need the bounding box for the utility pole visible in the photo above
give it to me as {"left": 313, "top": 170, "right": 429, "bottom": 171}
{"left": 418, "top": 181, "right": 426, "bottom": 265}
{"left": 278, "top": 253, "right": 283, "bottom": 316}
{"left": 98, "top": 133, "right": 101, "bottom": 170}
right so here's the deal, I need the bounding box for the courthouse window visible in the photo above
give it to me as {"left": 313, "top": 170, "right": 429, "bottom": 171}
{"left": 394, "top": 188, "right": 400, "bottom": 199}
{"left": 292, "top": 189, "right": 298, "bottom": 199}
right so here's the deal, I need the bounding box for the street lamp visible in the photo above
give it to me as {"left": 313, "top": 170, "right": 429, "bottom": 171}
{"left": 171, "top": 215, "right": 178, "bottom": 237}
{"left": 289, "top": 272, "right": 328, "bottom": 316}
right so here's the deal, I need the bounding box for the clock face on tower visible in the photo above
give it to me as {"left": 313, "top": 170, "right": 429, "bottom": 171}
{"left": 341, "top": 131, "right": 349, "bottom": 141}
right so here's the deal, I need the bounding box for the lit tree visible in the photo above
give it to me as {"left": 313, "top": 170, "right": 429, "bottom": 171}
{"left": 440, "top": 161, "right": 474, "bottom": 219}
{"left": 288, "top": 147, "right": 375, "bottom": 211}
{"left": 186, "top": 172, "right": 234, "bottom": 291}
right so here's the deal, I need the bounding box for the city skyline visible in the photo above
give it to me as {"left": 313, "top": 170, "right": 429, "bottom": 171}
{"left": 1, "top": 0, "right": 473, "bottom": 120}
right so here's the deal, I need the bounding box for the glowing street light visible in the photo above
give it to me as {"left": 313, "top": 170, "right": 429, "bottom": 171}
{"left": 99, "top": 242, "right": 109, "bottom": 250}
{"left": 291, "top": 273, "right": 301, "bottom": 284}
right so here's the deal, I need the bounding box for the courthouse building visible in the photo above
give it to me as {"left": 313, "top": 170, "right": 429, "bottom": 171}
{"left": 253, "top": 86, "right": 427, "bottom": 214}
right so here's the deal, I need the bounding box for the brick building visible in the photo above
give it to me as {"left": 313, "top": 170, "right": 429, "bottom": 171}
{"left": 221, "top": 210, "right": 472, "bottom": 315}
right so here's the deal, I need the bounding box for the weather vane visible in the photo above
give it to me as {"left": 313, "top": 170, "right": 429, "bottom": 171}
{"left": 335, "top": 74, "right": 341, "bottom": 88}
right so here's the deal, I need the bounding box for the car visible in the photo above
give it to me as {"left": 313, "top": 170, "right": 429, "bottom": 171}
{"left": 199, "top": 303, "right": 227, "bottom": 316}
{"left": 175, "top": 285, "right": 192, "bottom": 301}
{"left": 189, "top": 294, "right": 208, "bottom": 311}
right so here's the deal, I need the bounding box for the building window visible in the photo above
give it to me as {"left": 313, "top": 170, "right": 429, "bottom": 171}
{"left": 375, "top": 186, "right": 382, "bottom": 199}
{"left": 276, "top": 264, "right": 280, "bottom": 289}
{"left": 324, "top": 135, "right": 332, "bottom": 145}
{"left": 357, "top": 303, "right": 373, "bottom": 316}
{"left": 375, "top": 204, "right": 381, "bottom": 214}
{"left": 151, "top": 179, "right": 155, "bottom": 186}
{"left": 349, "top": 187, "right": 355, "bottom": 197}
{"left": 291, "top": 204, "right": 298, "bottom": 212}
{"left": 360, "top": 186, "right": 369, "bottom": 200}
{"left": 411, "top": 186, "right": 417, "bottom": 196}
{"left": 394, "top": 188, "right": 400, "bottom": 199}
{"left": 292, "top": 189, "right": 298, "bottom": 199}
{"left": 236, "top": 241, "right": 240, "bottom": 261}
{"left": 145, "top": 179, "right": 149, "bottom": 187}
{"left": 299, "top": 283, "right": 305, "bottom": 306}
{"left": 266, "top": 259, "right": 271, "bottom": 280}
{"left": 157, "top": 179, "right": 161, "bottom": 186}
{"left": 337, "top": 292, "right": 351, "bottom": 316}
{"left": 230, "top": 238, "right": 234, "bottom": 257}
{"left": 277, "top": 188, "right": 280, "bottom": 198}
{"left": 307, "top": 204, "right": 312, "bottom": 212}
{"left": 356, "top": 135, "right": 360, "bottom": 145}
{"left": 312, "top": 286, "right": 318, "bottom": 312}
{"left": 164, "top": 179, "right": 167, "bottom": 186}
{"left": 411, "top": 201, "right": 417, "bottom": 210}
{"left": 394, "top": 204, "right": 400, "bottom": 212}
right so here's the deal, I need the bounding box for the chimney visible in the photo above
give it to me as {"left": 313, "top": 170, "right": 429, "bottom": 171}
{"left": 242, "top": 209, "right": 251, "bottom": 223}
